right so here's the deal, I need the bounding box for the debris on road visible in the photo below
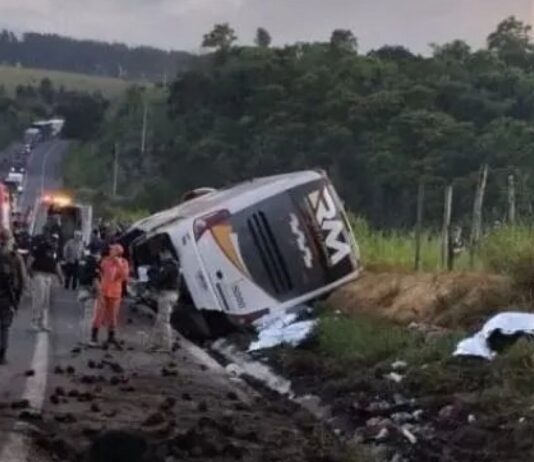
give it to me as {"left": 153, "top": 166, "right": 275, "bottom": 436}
{"left": 454, "top": 311, "right": 534, "bottom": 359}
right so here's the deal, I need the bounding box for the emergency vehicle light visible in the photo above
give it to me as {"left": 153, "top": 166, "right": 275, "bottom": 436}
{"left": 42, "top": 194, "right": 72, "bottom": 207}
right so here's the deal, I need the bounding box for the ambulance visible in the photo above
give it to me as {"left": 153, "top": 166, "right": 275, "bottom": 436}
{"left": 29, "top": 193, "right": 93, "bottom": 244}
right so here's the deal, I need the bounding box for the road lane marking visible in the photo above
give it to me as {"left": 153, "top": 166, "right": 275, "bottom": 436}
{"left": 0, "top": 142, "right": 58, "bottom": 461}
{"left": 0, "top": 332, "right": 49, "bottom": 462}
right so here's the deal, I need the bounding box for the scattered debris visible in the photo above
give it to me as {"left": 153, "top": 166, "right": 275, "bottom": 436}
{"left": 384, "top": 372, "right": 404, "bottom": 383}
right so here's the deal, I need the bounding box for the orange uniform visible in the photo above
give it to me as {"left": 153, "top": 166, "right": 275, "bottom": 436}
{"left": 92, "top": 246, "right": 129, "bottom": 331}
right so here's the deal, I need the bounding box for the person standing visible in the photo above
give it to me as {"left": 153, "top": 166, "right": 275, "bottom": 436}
{"left": 78, "top": 248, "right": 100, "bottom": 345}
{"left": 89, "top": 229, "right": 104, "bottom": 255}
{"left": 28, "top": 233, "right": 64, "bottom": 332}
{"left": 0, "top": 230, "right": 25, "bottom": 364}
{"left": 147, "top": 249, "right": 180, "bottom": 353}
{"left": 91, "top": 244, "right": 129, "bottom": 346}
{"left": 63, "top": 231, "right": 84, "bottom": 290}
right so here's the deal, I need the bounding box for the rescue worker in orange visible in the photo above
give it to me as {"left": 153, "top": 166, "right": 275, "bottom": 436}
{"left": 90, "top": 244, "right": 129, "bottom": 346}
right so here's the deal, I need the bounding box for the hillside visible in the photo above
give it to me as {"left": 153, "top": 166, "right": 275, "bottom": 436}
{"left": 0, "top": 65, "right": 134, "bottom": 98}
{"left": 0, "top": 29, "right": 194, "bottom": 81}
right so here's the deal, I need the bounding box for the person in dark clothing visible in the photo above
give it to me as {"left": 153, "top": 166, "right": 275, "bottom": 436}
{"left": 147, "top": 249, "right": 180, "bottom": 352}
{"left": 0, "top": 230, "right": 26, "bottom": 364}
{"left": 28, "top": 232, "right": 64, "bottom": 332}
{"left": 89, "top": 229, "right": 104, "bottom": 255}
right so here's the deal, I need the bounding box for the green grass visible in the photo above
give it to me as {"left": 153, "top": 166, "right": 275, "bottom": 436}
{"left": 317, "top": 311, "right": 534, "bottom": 407}
{"left": 0, "top": 65, "right": 134, "bottom": 98}
{"left": 350, "top": 216, "right": 473, "bottom": 272}
{"left": 317, "top": 311, "right": 462, "bottom": 367}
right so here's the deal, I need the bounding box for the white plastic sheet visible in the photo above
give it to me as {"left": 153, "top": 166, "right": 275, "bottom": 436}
{"left": 248, "top": 310, "right": 316, "bottom": 352}
{"left": 454, "top": 312, "right": 534, "bottom": 360}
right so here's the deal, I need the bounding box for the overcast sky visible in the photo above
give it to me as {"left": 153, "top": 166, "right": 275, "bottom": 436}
{"left": 0, "top": 0, "right": 533, "bottom": 53}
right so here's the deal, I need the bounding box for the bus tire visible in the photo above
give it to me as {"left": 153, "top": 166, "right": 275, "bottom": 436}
{"left": 171, "top": 303, "right": 211, "bottom": 341}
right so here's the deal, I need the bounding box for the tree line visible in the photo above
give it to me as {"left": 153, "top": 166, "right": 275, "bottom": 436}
{"left": 0, "top": 30, "right": 195, "bottom": 82}
{"left": 66, "top": 18, "right": 534, "bottom": 231}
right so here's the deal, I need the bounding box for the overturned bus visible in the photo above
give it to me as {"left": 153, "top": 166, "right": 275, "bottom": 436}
{"left": 124, "top": 170, "right": 360, "bottom": 338}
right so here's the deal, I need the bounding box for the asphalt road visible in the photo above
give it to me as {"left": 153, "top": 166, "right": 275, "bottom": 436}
{"left": 0, "top": 140, "right": 341, "bottom": 462}
{"left": 0, "top": 139, "right": 75, "bottom": 462}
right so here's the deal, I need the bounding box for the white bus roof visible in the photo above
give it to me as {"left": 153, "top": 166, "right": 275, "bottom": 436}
{"left": 131, "top": 170, "right": 323, "bottom": 236}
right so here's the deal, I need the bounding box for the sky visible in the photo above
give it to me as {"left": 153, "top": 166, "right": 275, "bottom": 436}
{"left": 0, "top": 0, "right": 533, "bottom": 54}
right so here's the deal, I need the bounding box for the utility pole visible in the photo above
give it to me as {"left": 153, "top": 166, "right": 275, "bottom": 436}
{"left": 470, "top": 164, "right": 489, "bottom": 268}
{"left": 442, "top": 184, "right": 453, "bottom": 270}
{"left": 113, "top": 142, "right": 119, "bottom": 197}
{"left": 140, "top": 98, "right": 148, "bottom": 155}
{"left": 414, "top": 177, "right": 425, "bottom": 271}
{"left": 507, "top": 173, "right": 516, "bottom": 224}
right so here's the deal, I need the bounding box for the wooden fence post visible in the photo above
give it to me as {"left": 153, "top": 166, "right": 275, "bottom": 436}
{"left": 470, "top": 164, "right": 489, "bottom": 268}
{"left": 507, "top": 173, "right": 516, "bottom": 224}
{"left": 442, "top": 184, "right": 453, "bottom": 270}
{"left": 414, "top": 177, "right": 425, "bottom": 271}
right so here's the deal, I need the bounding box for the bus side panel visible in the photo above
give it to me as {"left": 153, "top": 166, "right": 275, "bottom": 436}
{"left": 195, "top": 229, "right": 277, "bottom": 316}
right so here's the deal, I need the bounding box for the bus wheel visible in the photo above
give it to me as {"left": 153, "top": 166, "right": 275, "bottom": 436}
{"left": 203, "top": 311, "right": 238, "bottom": 338}
{"left": 171, "top": 303, "right": 211, "bottom": 342}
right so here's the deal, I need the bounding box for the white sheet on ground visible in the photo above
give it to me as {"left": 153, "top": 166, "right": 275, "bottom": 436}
{"left": 248, "top": 310, "right": 316, "bottom": 352}
{"left": 454, "top": 312, "right": 534, "bottom": 360}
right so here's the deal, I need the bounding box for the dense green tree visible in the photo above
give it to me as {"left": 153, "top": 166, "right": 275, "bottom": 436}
{"left": 255, "top": 28, "right": 272, "bottom": 48}
{"left": 64, "top": 18, "right": 534, "bottom": 227}
{"left": 330, "top": 29, "right": 358, "bottom": 53}
{"left": 202, "top": 23, "right": 238, "bottom": 52}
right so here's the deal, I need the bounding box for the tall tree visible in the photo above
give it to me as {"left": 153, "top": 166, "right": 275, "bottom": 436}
{"left": 202, "top": 23, "right": 238, "bottom": 52}
{"left": 255, "top": 28, "right": 272, "bottom": 48}
{"left": 487, "top": 16, "right": 532, "bottom": 67}
{"left": 330, "top": 29, "right": 358, "bottom": 53}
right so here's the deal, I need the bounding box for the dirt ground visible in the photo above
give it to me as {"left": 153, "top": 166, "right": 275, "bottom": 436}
{"left": 266, "top": 344, "right": 534, "bottom": 462}
{"left": 18, "top": 314, "right": 345, "bottom": 462}
{"left": 328, "top": 271, "right": 515, "bottom": 329}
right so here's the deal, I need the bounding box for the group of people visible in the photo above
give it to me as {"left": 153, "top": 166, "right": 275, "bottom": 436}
{"left": 0, "top": 221, "right": 182, "bottom": 365}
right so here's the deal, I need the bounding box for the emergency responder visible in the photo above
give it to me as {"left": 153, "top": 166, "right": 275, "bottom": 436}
{"left": 0, "top": 229, "right": 26, "bottom": 364}
{"left": 147, "top": 248, "right": 180, "bottom": 352}
{"left": 91, "top": 244, "right": 129, "bottom": 346}
{"left": 63, "top": 230, "right": 84, "bottom": 290}
{"left": 28, "top": 232, "right": 64, "bottom": 332}
{"left": 78, "top": 247, "right": 100, "bottom": 345}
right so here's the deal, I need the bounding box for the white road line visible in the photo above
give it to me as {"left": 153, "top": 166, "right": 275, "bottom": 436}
{"left": 0, "top": 333, "right": 50, "bottom": 462}
{"left": 0, "top": 143, "right": 57, "bottom": 461}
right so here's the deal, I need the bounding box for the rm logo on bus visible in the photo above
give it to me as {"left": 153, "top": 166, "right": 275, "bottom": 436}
{"left": 308, "top": 187, "right": 351, "bottom": 266}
